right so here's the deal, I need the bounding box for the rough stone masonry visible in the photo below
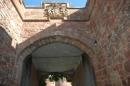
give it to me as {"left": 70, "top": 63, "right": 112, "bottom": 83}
{"left": 0, "top": 0, "right": 130, "bottom": 86}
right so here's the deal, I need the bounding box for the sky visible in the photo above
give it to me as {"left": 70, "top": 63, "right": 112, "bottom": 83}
{"left": 23, "top": 0, "right": 87, "bottom": 7}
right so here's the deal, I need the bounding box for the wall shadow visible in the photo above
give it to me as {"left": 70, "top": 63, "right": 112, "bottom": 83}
{"left": 0, "top": 26, "right": 16, "bottom": 86}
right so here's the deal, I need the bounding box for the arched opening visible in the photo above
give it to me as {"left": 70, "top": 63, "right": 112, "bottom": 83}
{"left": 15, "top": 36, "right": 96, "bottom": 86}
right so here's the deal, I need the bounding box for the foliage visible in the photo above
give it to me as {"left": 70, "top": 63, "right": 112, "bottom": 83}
{"left": 40, "top": 73, "right": 72, "bottom": 86}
{"left": 40, "top": 75, "right": 48, "bottom": 86}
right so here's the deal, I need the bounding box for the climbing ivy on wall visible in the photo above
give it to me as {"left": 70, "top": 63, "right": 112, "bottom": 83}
{"left": 40, "top": 73, "right": 72, "bottom": 86}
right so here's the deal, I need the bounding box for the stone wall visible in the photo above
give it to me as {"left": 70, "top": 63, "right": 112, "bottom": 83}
{"left": 0, "top": 0, "right": 22, "bottom": 41}
{"left": 18, "top": 21, "right": 95, "bottom": 56}
{"left": 30, "top": 64, "right": 39, "bottom": 86}
{"left": 0, "top": 0, "right": 22, "bottom": 85}
{"left": 0, "top": 26, "right": 15, "bottom": 86}
{"left": 0, "top": 0, "right": 130, "bottom": 86}
{"left": 89, "top": 0, "right": 130, "bottom": 86}
{"left": 73, "top": 62, "right": 85, "bottom": 86}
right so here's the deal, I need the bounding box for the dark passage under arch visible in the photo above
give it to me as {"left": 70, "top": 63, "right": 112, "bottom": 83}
{"left": 82, "top": 53, "right": 96, "bottom": 86}
{"left": 21, "top": 55, "right": 32, "bottom": 86}
{"left": 20, "top": 42, "right": 96, "bottom": 86}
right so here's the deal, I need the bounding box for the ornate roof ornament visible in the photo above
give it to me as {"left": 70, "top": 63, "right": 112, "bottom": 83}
{"left": 45, "top": 3, "right": 68, "bottom": 18}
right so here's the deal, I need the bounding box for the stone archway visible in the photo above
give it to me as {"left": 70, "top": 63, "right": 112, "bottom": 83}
{"left": 14, "top": 35, "right": 97, "bottom": 86}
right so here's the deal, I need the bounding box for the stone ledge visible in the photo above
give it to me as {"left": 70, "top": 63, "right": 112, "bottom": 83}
{"left": 11, "top": 0, "right": 96, "bottom": 21}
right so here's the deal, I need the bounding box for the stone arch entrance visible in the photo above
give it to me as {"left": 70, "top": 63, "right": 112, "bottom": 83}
{"left": 14, "top": 35, "right": 97, "bottom": 86}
